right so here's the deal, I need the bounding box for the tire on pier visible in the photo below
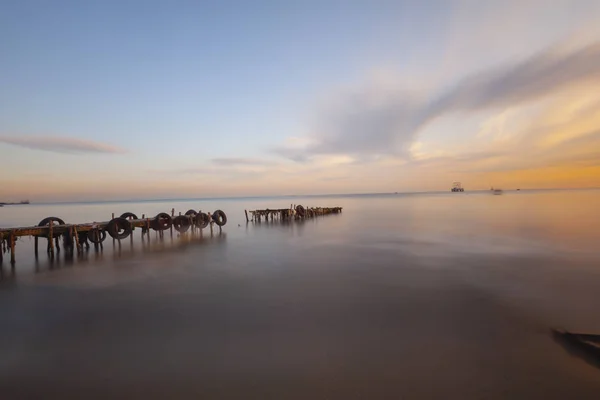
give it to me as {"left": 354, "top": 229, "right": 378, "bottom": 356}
{"left": 212, "top": 210, "right": 227, "bottom": 227}
{"left": 195, "top": 212, "right": 210, "bottom": 229}
{"left": 107, "top": 217, "right": 133, "bottom": 240}
{"left": 173, "top": 215, "right": 191, "bottom": 233}
{"left": 295, "top": 205, "right": 305, "bottom": 217}
{"left": 87, "top": 229, "right": 107, "bottom": 244}
{"left": 37, "top": 217, "right": 66, "bottom": 238}
{"left": 120, "top": 212, "right": 138, "bottom": 220}
{"left": 152, "top": 213, "right": 172, "bottom": 231}
{"left": 184, "top": 209, "right": 198, "bottom": 226}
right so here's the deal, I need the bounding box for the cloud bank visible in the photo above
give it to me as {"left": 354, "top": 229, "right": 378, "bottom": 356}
{"left": 274, "top": 41, "right": 600, "bottom": 161}
{"left": 0, "top": 136, "right": 127, "bottom": 154}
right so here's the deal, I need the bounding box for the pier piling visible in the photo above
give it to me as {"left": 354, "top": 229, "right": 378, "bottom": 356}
{"left": 49, "top": 219, "right": 54, "bottom": 256}
{"left": 0, "top": 208, "right": 226, "bottom": 265}
{"left": 247, "top": 206, "right": 342, "bottom": 223}
{"left": 10, "top": 232, "right": 16, "bottom": 264}
{"left": 73, "top": 225, "right": 81, "bottom": 253}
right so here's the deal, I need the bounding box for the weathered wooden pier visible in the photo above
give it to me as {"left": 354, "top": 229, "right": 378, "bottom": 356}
{"left": 0, "top": 209, "right": 227, "bottom": 265}
{"left": 245, "top": 205, "right": 342, "bottom": 222}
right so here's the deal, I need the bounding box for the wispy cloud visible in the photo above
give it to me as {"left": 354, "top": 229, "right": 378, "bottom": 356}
{"left": 411, "top": 125, "right": 600, "bottom": 175}
{"left": 148, "top": 165, "right": 265, "bottom": 179}
{"left": 274, "top": 41, "right": 600, "bottom": 162}
{"left": 210, "top": 157, "right": 276, "bottom": 166}
{"left": 428, "top": 41, "right": 600, "bottom": 113}
{"left": 151, "top": 157, "right": 279, "bottom": 177}
{"left": 0, "top": 136, "right": 127, "bottom": 154}
{"left": 320, "top": 176, "right": 350, "bottom": 182}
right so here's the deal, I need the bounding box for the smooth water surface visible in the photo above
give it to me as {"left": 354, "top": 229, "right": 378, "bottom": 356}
{"left": 1, "top": 190, "right": 600, "bottom": 398}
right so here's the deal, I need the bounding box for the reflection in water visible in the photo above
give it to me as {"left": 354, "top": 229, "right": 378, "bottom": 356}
{"left": 249, "top": 216, "right": 310, "bottom": 236}
{"left": 1, "top": 191, "right": 600, "bottom": 397}
{"left": 1, "top": 229, "right": 227, "bottom": 281}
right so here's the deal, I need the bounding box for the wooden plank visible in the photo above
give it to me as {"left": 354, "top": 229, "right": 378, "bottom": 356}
{"left": 10, "top": 231, "right": 16, "bottom": 264}
{"left": 0, "top": 218, "right": 171, "bottom": 237}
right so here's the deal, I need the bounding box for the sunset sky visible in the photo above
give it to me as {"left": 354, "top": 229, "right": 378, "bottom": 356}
{"left": 2, "top": 0, "right": 600, "bottom": 201}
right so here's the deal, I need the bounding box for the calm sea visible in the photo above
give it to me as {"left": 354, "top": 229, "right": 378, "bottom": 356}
{"left": 1, "top": 189, "right": 600, "bottom": 398}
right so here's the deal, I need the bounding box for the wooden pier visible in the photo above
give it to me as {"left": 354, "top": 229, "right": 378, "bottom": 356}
{"left": 0, "top": 209, "right": 227, "bottom": 265}
{"left": 245, "top": 205, "right": 342, "bottom": 222}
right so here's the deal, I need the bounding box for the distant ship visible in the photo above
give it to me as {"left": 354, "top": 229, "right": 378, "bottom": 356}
{"left": 451, "top": 182, "right": 465, "bottom": 192}
{"left": 0, "top": 200, "right": 30, "bottom": 206}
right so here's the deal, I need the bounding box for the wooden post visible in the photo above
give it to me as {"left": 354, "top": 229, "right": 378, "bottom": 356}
{"left": 245, "top": 210, "right": 249, "bottom": 222}
{"left": 49, "top": 219, "right": 54, "bottom": 255}
{"left": 10, "top": 231, "right": 16, "bottom": 264}
{"left": 146, "top": 218, "right": 151, "bottom": 242}
{"left": 73, "top": 225, "right": 81, "bottom": 253}
{"left": 34, "top": 236, "right": 38, "bottom": 257}
{"left": 93, "top": 229, "right": 99, "bottom": 252}
{"left": 141, "top": 215, "right": 146, "bottom": 239}
{"left": 67, "top": 226, "right": 73, "bottom": 254}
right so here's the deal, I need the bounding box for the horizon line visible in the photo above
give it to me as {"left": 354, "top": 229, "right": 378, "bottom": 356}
{"left": 18, "top": 186, "right": 600, "bottom": 205}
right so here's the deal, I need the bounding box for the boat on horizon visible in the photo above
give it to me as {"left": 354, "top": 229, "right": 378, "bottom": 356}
{"left": 451, "top": 182, "right": 464, "bottom": 192}
{"left": 0, "top": 200, "right": 30, "bottom": 205}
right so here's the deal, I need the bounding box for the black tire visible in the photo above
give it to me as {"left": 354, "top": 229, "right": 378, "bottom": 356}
{"left": 37, "top": 217, "right": 66, "bottom": 238}
{"left": 212, "top": 210, "right": 227, "bottom": 227}
{"left": 195, "top": 212, "right": 210, "bottom": 229}
{"left": 120, "top": 212, "right": 138, "bottom": 220}
{"left": 173, "top": 215, "right": 191, "bottom": 233}
{"left": 107, "top": 217, "right": 132, "bottom": 240}
{"left": 38, "top": 217, "right": 66, "bottom": 226}
{"left": 185, "top": 209, "right": 197, "bottom": 216}
{"left": 295, "top": 205, "right": 305, "bottom": 217}
{"left": 153, "top": 213, "right": 172, "bottom": 231}
{"left": 87, "top": 229, "right": 107, "bottom": 244}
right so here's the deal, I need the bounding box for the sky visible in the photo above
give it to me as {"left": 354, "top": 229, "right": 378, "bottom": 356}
{"left": 1, "top": 0, "right": 600, "bottom": 201}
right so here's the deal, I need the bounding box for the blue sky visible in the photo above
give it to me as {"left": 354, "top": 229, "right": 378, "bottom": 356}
{"left": 2, "top": 0, "right": 600, "bottom": 201}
